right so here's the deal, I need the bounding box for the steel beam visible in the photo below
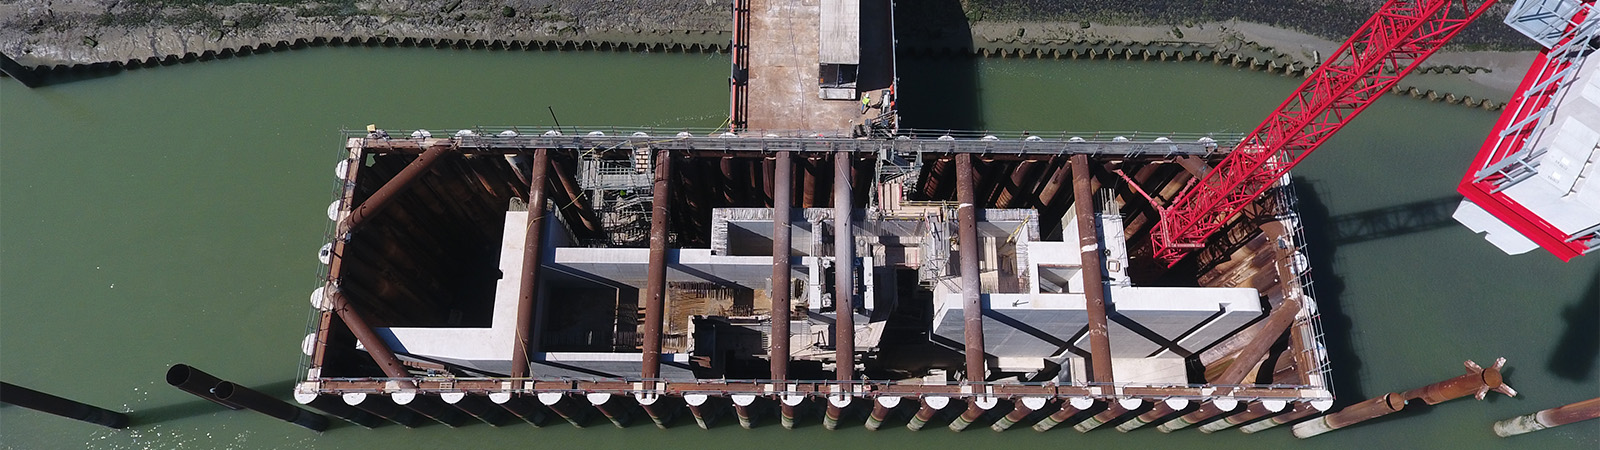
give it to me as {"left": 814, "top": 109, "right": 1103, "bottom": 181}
{"left": 340, "top": 143, "right": 451, "bottom": 234}
{"left": 771, "top": 151, "right": 793, "bottom": 381}
{"left": 215, "top": 382, "right": 329, "bottom": 432}
{"left": 956, "top": 153, "right": 987, "bottom": 383}
{"left": 511, "top": 148, "right": 550, "bottom": 378}
{"left": 642, "top": 149, "right": 674, "bottom": 385}
{"left": 833, "top": 152, "right": 855, "bottom": 382}
{"left": 327, "top": 291, "right": 416, "bottom": 388}
{"left": 1071, "top": 154, "right": 1115, "bottom": 383}
{"left": 1293, "top": 393, "right": 1406, "bottom": 439}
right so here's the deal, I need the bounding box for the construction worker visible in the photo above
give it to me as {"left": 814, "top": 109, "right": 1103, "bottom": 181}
{"left": 860, "top": 93, "right": 871, "bottom": 114}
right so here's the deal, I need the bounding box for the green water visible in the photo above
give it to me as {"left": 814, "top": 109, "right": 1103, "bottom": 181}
{"left": 2, "top": 48, "right": 1595, "bottom": 449}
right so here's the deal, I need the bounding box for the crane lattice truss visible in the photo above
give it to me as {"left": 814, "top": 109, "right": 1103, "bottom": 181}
{"left": 1146, "top": 0, "right": 1497, "bottom": 266}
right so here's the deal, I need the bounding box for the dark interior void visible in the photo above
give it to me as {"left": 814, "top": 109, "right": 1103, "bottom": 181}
{"left": 340, "top": 153, "right": 525, "bottom": 328}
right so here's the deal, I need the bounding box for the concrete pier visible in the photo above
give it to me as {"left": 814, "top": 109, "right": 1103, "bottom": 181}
{"left": 864, "top": 396, "right": 900, "bottom": 430}
{"left": 637, "top": 393, "right": 673, "bottom": 428}
{"left": 393, "top": 392, "right": 467, "bottom": 427}
{"left": 992, "top": 397, "right": 1048, "bottom": 431}
{"left": 341, "top": 393, "right": 421, "bottom": 428}
{"left": 1156, "top": 398, "right": 1240, "bottom": 432}
{"left": 294, "top": 392, "right": 383, "bottom": 429}
{"left": 1493, "top": 397, "right": 1600, "bottom": 437}
{"left": 780, "top": 393, "right": 805, "bottom": 429}
{"left": 0, "top": 382, "right": 129, "bottom": 429}
{"left": 907, "top": 396, "right": 951, "bottom": 431}
{"left": 1075, "top": 398, "right": 1142, "bottom": 432}
{"left": 823, "top": 396, "right": 851, "bottom": 430}
{"left": 1199, "top": 399, "right": 1287, "bottom": 433}
{"left": 441, "top": 392, "right": 505, "bottom": 426}
{"left": 732, "top": 394, "right": 759, "bottom": 429}
{"left": 1117, "top": 398, "right": 1189, "bottom": 432}
{"left": 1240, "top": 401, "right": 1331, "bottom": 434}
{"left": 1033, "top": 397, "right": 1096, "bottom": 432}
{"left": 587, "top": 393, "right": 633, "bottom": 428}
{"left": 537, "top": 392, "right": 587, "bottom": 427}
{"left": 488, "top": 392, "right": 546, "bottom": 427}
{"left": 214, "top": 382, "right": 329, "bottom": 432}
{"left": 949, "top": 397, "right": 997, "bottom": 431}
{"left": 685, "top": 394, "right": 718, "bottom": 429}
{"left": 165, "top": 364, "right": 242, "bottom": 410}
{"left": 1293, "top": 393, "right": 1406, "bottom": 439}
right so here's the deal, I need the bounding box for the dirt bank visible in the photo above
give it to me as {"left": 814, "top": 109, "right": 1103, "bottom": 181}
{"left": 1, "top": 0, "right": 1539, "bottom": 100}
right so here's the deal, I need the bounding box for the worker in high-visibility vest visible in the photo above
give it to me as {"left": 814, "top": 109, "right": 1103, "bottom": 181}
{"left": 860, "top": 93, "right": 871, "bottom": 114}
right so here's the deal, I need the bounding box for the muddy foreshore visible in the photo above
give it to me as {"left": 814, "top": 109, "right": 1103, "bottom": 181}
{"left": 1, "top": 0, "right": 1538, "bottom": 100}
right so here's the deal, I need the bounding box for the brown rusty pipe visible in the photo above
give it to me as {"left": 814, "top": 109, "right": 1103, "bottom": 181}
{"left": 1033, "top": 397, "right": 1095, "bottom": 432}
{"left": 642, "top": 148, "right": 673, "bottom": 385}
{"left": 511, "top": 148, "right": 550, "bottom": 378}
{"left": 956, "top": 153, "right": 986, "bottom": 383}
{"left": 991, "top": 397, "right": 1046, "bottom": 431}
{"left": 341, "top": 392, "right": 422, "bottom": 428}
{"left": 1214, "top": 222, "right": 1305, "bottom": 394}
{"left": 1240, "top": 402, "right": 1324, "bottom": 433}
{"left": 864, "top": 396, "right": 901, "bottom": 430}
{"left": 948, "top": 399, "right": 988, "bottom": 431}
{"left": 1199, "top": 399, "right": 1286, "bottom": 433}
{"left": 1075, "top": 398, "right": 1141, "bottom": 432}
{"left": 1157, "top": 398, "right": 1240, "bottom": 432}
{"left": 393, "top": 392, "right": 467, "bottom": 427}
{"left": 327, "top": 291, "right": 416, "bottom": 389}
{"left": 1292, "top": 392, "right": 1406, "bottom": 439}
{"left": 294, "top": 392, "right": 383, "bottom": 429}
{"left": 1071, "top": 154, "right": 1114, "bottom": 383}
{"left": 1214, "top": 296, "right": 1302, "bottom": 393}
{"left": 1399, "top": 357, "right": 1516, "bottom": 405}
{"left": 732, "top": 394, "right": 758, "bottom": 429}
{"left": 1494, "top": 397, "right": 1600, "bottom": 437}
{"left": 340, "top": 143, "right": 452, "bottom": 234}
{"left": 537, "top": 393, "right": 588, "bottom": 428}
{"left": 441, "top": 392, "right": 506, "bottom": 426}
{"left": 488, "top": 392, "right": 547, "bottom": 427}
{"left": 771, "top": 150, "right": 792, "bottom": 381}
{"left": 637, "top": 395, "right": 672, "bottom": 429}
{"left": 1117, "top": 398, "right": 1188, "bottom": 432}
{"left": 834, "top": 152, "right": 855, "bottom": 382}
{"left": 906, "top": 396, "right": 950, "bottom": 431}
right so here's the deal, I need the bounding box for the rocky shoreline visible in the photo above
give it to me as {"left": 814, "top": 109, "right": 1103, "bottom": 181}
{"left": 1, "top": 0, "right": 1538, "bottom": 100}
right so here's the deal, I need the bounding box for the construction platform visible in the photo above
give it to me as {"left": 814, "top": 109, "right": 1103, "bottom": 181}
{"left": 294, "top": 0, "right": 1335, "bottom": 433}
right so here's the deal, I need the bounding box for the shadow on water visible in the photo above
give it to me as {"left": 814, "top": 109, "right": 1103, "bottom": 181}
{"left": 891, "top": 0, "right": 980, "bottom": 132}
{"left": 1292, "top": 178, "right": 1364, "bottom": 406}
{"left": 1548, "top": 274, "right": 1600, "bottom": 381}
{"left": 128, "top": 378, "right": 301, "bottom": 427}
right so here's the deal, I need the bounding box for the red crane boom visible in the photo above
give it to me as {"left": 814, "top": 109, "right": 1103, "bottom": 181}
{"left": 1141, "top": 0, "right": 1499, "bottom": 266}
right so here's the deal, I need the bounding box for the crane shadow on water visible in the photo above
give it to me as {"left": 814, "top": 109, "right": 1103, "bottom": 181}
{"left": 1291, "top": 178, "right": 1364, "bottom": 407}
{"left": 1547, "top": 274, "right": 1599, "bottom": 382}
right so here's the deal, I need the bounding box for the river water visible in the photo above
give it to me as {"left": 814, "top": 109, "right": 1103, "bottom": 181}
{"left": 2, "top": 47, "right": 1595, "bottom": 449}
